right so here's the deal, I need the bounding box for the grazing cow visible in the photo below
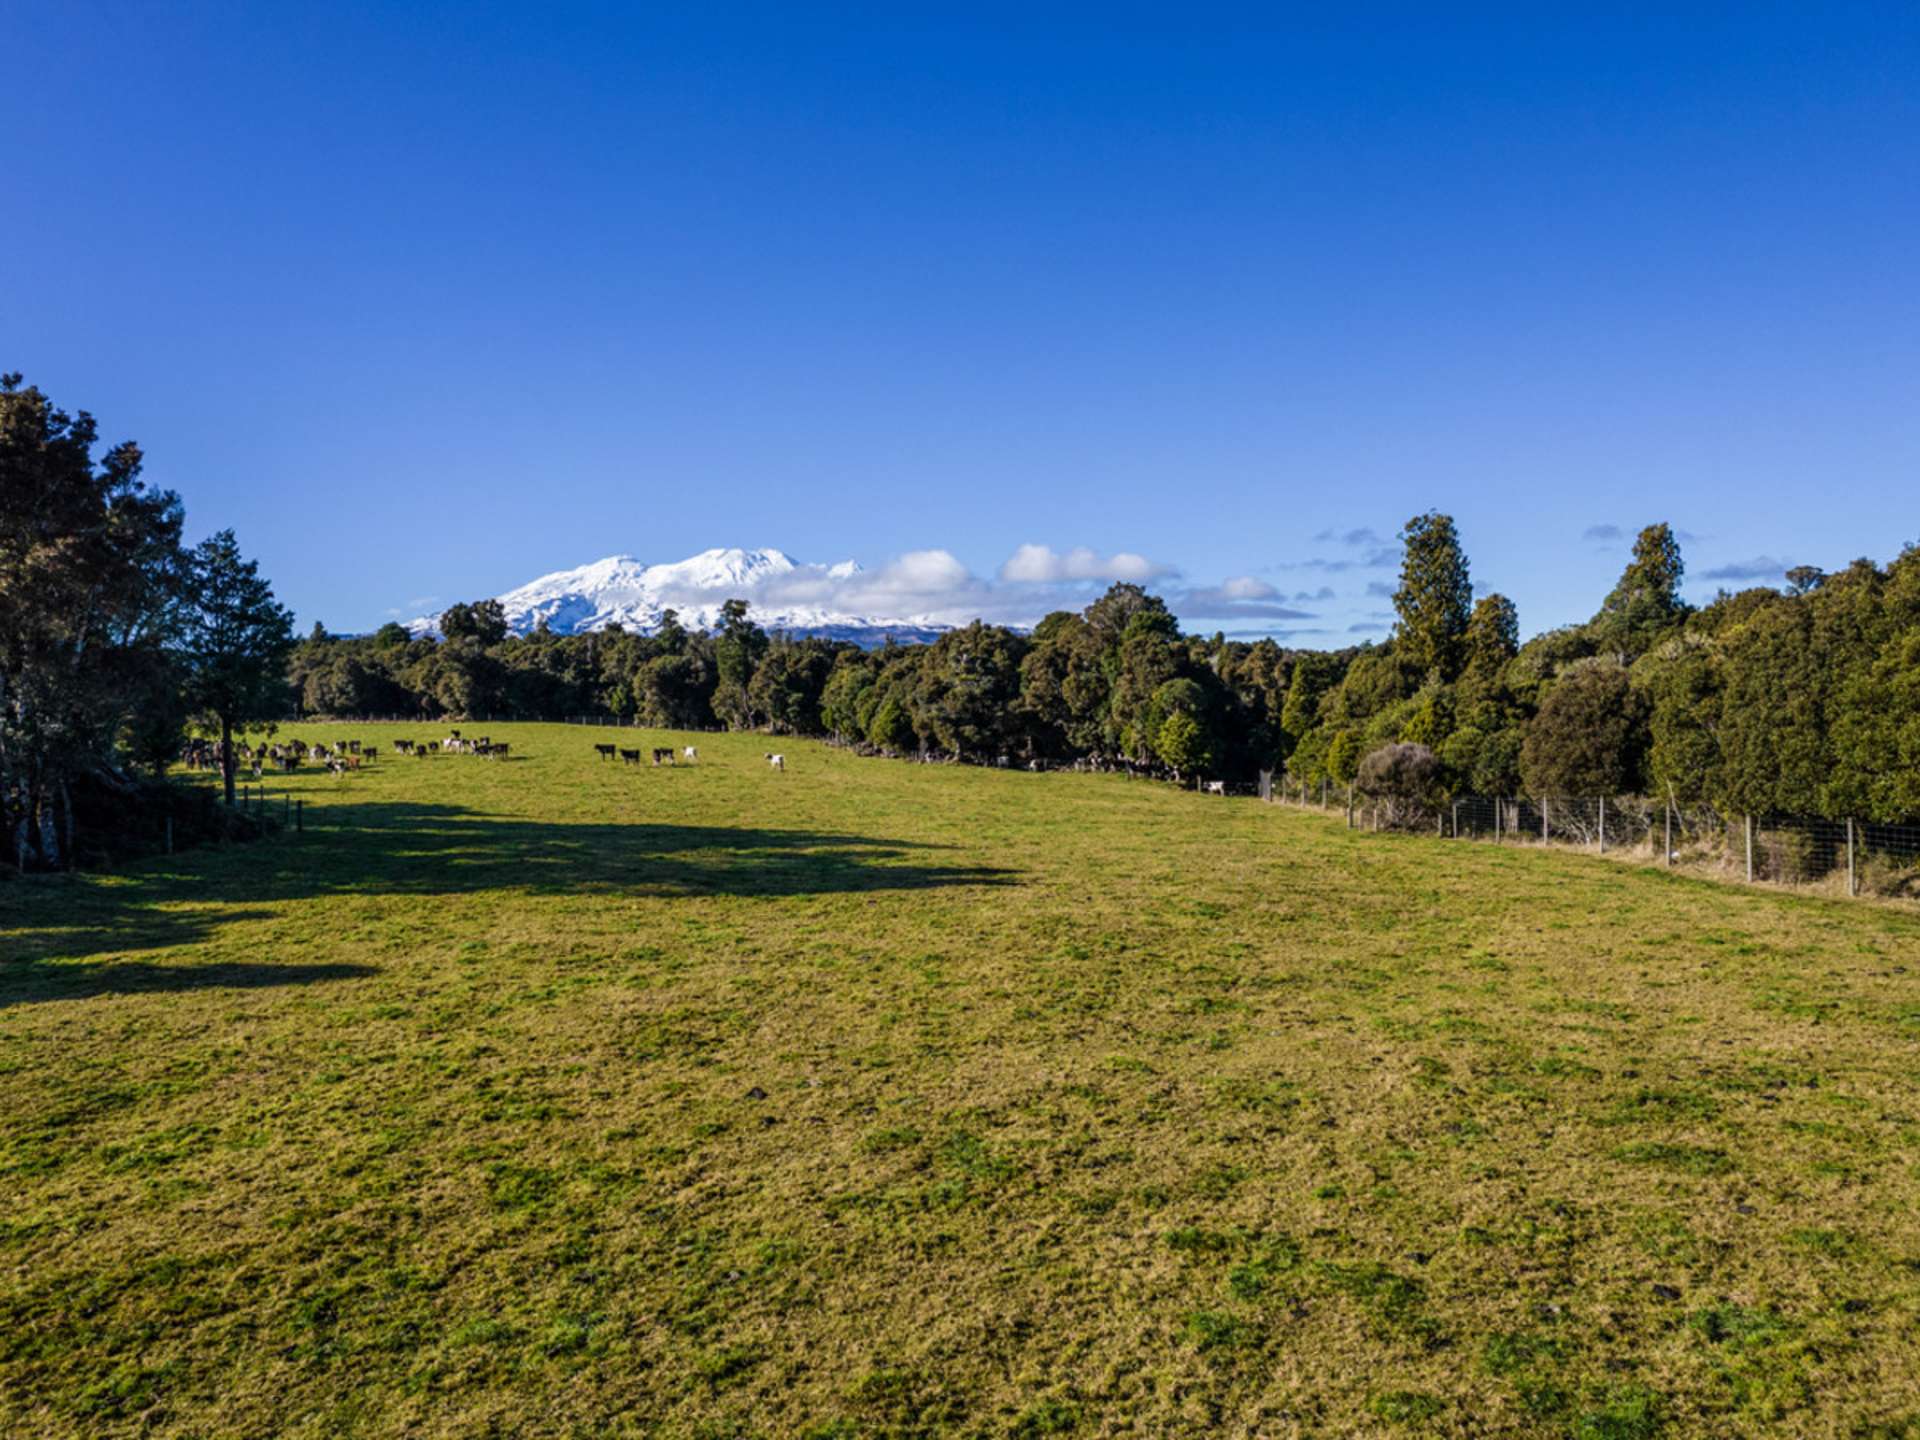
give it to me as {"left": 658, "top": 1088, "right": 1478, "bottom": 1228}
{"left": 651, "top": 748, "right": 674, "bottom": 767}
{"left": 765, "top": 753, "right": 785, "bottom": 771}
{"left": 1204, "top": 781, "right": 1226, "bottom": 796}
{"left": 394, "top": 740, "right": 413, "bottom": 754}
{"left": 619, "top": 748, "right": 642, "bottom": 765}
{"left": 594, "top": 743, "right": 616, "bottom": 761}
{"left": 682, "top": 746, "right": 698, "bottom": 763}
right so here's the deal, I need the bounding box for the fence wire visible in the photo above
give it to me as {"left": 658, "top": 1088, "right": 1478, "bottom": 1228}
{"left": 1271, "top": 788, "right": 1920, "bottom": 904}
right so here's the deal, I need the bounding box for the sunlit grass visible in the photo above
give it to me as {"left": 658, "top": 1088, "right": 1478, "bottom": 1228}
{"left": 3, "top": 722, "right": 1919, "bottom": 1437}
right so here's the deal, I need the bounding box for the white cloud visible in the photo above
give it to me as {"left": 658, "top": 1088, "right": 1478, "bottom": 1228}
{"left": 1216, "top": 575, "right": 1276, "bottom": 600}
{"left": 998, "top": 544, "right": 1176, "bottom": 585}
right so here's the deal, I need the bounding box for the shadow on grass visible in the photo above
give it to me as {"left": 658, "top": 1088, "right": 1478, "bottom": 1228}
{"left": 0, "top": 802, "right": 1020, "bottom": 972}
{"left": 0, "top": 959, "right": 379, "bottom": 1009}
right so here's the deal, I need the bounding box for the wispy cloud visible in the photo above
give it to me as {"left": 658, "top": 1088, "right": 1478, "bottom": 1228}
{"left": 1365, "top": 579, "right": 1395, "bottom": 598}
{"left": 1271, "top": 549, "right": 1398, "bottom": 575}
{"left": 1582, "top": 524, "right": 1624, "bottom": 543}
{"left": 1313, "top": 526, "right": 1387, "bottom": 549}
{"left": 1171, "top": 575, "right": 1318, "bottom": 624}
{"left": 1699, "top": 556, "right": 1791, "bottom": 583}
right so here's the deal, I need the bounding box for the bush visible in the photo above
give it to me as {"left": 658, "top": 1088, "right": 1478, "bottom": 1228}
{"left": 1356, "top": 743, "right": 1442, "bottom": 828}
{"left": 1521, "top": 659, "right": 1647, "bottom": 797}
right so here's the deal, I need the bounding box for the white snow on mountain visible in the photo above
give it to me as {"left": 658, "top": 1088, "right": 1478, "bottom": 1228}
{"left": 407, "top": 547, "right": 958, "bottom": 643}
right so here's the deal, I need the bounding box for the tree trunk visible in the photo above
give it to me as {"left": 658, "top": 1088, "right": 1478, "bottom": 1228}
{"left": 222, "top": 714, "right": 236, "bottom": 806}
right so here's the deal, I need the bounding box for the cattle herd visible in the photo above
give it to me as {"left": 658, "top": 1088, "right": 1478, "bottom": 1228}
{"left": 596, "top": 744, "right": 701, "bottom": 767}
{"left": 179, "top": 731, "right": 800, "bottom": 785}
{"left": 181, "top": 729, "right": 513, "bottom": 779}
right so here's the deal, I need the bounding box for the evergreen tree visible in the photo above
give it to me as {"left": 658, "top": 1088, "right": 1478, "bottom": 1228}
{"left": 1462, "top": 593, "right": 1519, "bottom": 682}
{"left": 180, "top": 530, "right": 295, "bottom": 805}
{"left": 1391, "top": 512, "right": 1473, "bottom": 680}
{"left": 1593, "top": 523, "right": 1687, "bottom": 659}
{"left": 712, "top": 599, "right": 767, "bottom": 729}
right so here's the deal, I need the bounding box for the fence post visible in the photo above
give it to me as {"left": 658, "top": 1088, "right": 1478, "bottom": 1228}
{"left": 1745, "top": 815, "right": 1754, "bottom": 883}
{"left": 1541, "top": 798, "right": 1549, "bottom": 844}
{"left": 1847, "top": 817, "right": 1856, "bottom": 897}
{"left": 1346, "top": 783, "right": 1354, "bottom": 829}
{"left": 1451, "top": 800, "right": 1459, "bottom": 838}
{"left": 296, "top": 799, "right": 304, "bottom": 834}
{"left": 1598, "top": 795, "right": 1606, "bottom": 854}
{"left": 1664, "top": 800, "right": 1672, "bottom": 867}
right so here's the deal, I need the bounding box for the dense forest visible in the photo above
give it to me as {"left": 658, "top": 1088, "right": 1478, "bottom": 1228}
{"left": 290, "top": 514, "right": 1920, "bottom": 825}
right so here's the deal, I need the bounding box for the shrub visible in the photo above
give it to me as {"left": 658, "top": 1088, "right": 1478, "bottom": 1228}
{"left": 1356, "top": 742, "right": 1442, "bottom": 827}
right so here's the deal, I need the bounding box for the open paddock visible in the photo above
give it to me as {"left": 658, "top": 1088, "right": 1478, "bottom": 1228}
{"left": 3, "top": 723, "right": 1918, "bottom": 1437}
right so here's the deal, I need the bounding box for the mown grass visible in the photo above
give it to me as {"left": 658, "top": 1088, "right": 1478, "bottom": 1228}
{"left": 3, "top": 722, "right": 1919, "bottom": 1438}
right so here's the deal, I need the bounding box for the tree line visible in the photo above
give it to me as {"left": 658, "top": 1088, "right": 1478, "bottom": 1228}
{"left": 2, "top": 375, "right": 294, "bottom": 868}
{"left": 294, "top": 515, "right": 1920, "bottom": 825}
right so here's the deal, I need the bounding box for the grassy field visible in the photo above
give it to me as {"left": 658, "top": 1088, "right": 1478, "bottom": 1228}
{"left": 4, "top": 723, "right": 1919, "bottom": 1438}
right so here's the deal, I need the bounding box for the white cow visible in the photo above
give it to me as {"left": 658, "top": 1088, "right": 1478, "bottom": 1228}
{"left": 1204, "top": 781, "right": 1226, "bottom": 796}
{"left": 683, "top": 746, "right": 699, "bottom": 763}
{"left": 765, "top": 753, "right": 784, "bottom": 770}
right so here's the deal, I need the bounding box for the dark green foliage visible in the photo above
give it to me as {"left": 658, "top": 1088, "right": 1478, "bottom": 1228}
{"left": 1392, "top": 512, "right": 1472, "bottom": 680}
{"left": 1463, "top": 592, "right": 1519, "bottom": 688}
{"left": 439, "top": 598, "right": 509, "bottom": 646}
{"left": 1593, "top": 524, "right": 1688, "bottom": 660}
{"left": 0, "top": 374, "right": 186, "bottom": 867}
{"left": 1520, "top": 661, "right": 1647, "bottom": 798}
{"left": 180, "top": 530, "right": 296, "bottom": 804}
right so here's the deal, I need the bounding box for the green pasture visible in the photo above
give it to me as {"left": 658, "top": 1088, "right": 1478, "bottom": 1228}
{"left": 3, "top": 723, "right": 1918, "bottom": 1437}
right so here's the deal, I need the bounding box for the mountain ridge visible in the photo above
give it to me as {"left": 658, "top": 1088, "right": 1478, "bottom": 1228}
{"left": 407, "top": 547, "right": 956, "bottom": 646}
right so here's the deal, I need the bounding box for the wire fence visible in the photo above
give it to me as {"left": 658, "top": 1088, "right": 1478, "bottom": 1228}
{"left": 1267, "top": 781, "right": 1920, "bottom": 904}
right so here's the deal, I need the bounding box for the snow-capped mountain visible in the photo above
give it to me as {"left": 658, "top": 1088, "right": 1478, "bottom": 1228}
{"left": 408, "top": 548, "right": 953, "bottom": 645}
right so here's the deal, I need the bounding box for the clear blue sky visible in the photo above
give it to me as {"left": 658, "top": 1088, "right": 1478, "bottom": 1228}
{"left": 9, "top": 3, "right": 1918, "bottom": 641}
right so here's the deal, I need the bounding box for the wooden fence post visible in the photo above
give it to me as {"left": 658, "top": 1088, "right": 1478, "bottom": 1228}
{"left": 1847, "top": 817, "right": 1856, "bottom": 897}
{"left": 1599, "top": 795, "right": 1607, "bottom": 854}
{"left": 1745, "top": 815, "right": 1754, "bottom": 883}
